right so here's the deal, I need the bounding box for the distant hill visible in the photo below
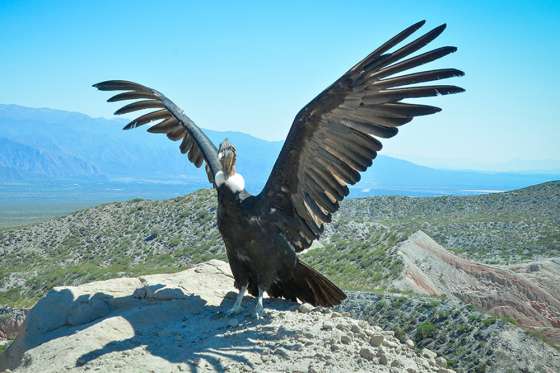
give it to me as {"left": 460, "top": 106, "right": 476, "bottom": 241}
{"left": 1, "top": 104, "right": 558, "bottom": 194}
{"left": 330, "top": 181, "right": 560, "bottom": 264}
{"left": 0, "top": 104, "right": 280, "bottom": 188}
{"left": 0, "top": 137, "right": 100, "bottom": 181}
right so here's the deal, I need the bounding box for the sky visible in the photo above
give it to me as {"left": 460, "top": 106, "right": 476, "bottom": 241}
{"left": 1, "top": 0, "right": 559, "bottom": 171}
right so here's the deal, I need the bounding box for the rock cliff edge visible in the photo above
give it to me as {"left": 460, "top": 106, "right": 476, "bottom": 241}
{"left": 0, "top": 260, "right": 451, "bottom": 373}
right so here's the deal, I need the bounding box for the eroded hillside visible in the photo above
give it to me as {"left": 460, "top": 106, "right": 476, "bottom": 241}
{"left": 1, "top": 182, "right": 559, "bottom": 308}
{"left": 338, "top": 181, "right": 560, "bottom": 264}
{"left": 392, "top": 231, "right": 560, "bottom": 346}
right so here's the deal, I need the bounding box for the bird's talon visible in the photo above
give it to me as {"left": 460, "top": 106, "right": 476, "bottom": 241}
{"left": 226, "top": 306, "right": 242, "bottom": 316}
{"left": 253, "top": 304, "right": 265, "bottom": 319}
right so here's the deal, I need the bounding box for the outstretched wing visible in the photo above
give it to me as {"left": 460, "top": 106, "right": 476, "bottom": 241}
{"left": 258, "top": 21, "right": 464, "bottom": 252}
{"left": 93, "top": 80, "right": 221, "bottom": 184}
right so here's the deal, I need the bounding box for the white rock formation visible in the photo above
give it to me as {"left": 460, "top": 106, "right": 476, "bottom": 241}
{"left": 0, "top": 260, "right": 450, "bottom": 372}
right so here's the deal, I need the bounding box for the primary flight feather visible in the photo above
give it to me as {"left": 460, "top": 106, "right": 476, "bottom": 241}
{"left": 94, "top": 20, "right": 464, "bottom": 318}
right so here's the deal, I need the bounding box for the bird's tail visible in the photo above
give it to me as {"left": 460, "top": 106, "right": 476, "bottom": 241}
{"left": 268, "top": 260, "right": 346, "bottom": 307}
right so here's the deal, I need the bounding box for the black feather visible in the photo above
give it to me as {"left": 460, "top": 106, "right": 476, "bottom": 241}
{"left": 363, "top": 24, "right": 447, "bottom": 72}
{"left": 373, "top": 68, "right": 464, "bottom": 88}
{"left": 147, "top": 117, "right": 180, "bottom": 133}
{"left": 114, "top": 100, "right": 164, "bottom": 115}
{"left": 303, "top": 192, "right": 331, "bottom": 223}
{"left": 351, "top": 20, "right": 426, "bottom": 74}
{"left": 341, "top": 120, "right": 399, "bottom": 139}
{"left": 309, "top": 166, "right": 349, "bottom": 198}
{"left": 93, "top": 80, "right": 151, "bottom": 92}
{"left": 305, "top": 178, "right": 338, "bottom": 213}
{"left": 370, "top": 46, "right": 458, "bottom": 80}
{"left": 108, "top": 91, "right": 158, "bottom": 102}
{"left": 368, "top": 85, "right": 465, "bottom": 103}
{"left": 166, "top": 127, "right": 185, "bottom": 141}
{"left": 123, "top": 110, "right": 170, "bottom": 130}
{"left": 179, "top": 134, "right": 194, "bottom": 154}
{"left": 315, "top": 147, "right": 361, "bottom": 184}
{"left": 306, "top": 168, "right": 346, "bottom": 200}
{"left": 374, "top": 102, "right": 442, "bottom": 117}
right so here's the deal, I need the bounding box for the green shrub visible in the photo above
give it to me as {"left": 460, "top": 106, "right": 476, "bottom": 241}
{"left": 499, "top": 315, "right": 518, "bottom": 325}
{"left": 415, "top": 321, "right": 436, "bottom": 341}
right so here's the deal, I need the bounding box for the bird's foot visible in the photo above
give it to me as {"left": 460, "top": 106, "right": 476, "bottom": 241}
{"left": 226, "top": 304, "right": 242, "bottom": 316}
{"left": 223, "top": 285, "right": 247, "bottom": 317}
{"left": 253, "top": 303, "right": 265, "bottom": 319}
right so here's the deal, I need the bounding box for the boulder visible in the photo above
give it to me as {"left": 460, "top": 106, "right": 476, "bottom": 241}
{"left": 0, "top": 260, "right": 451, "bottom": 373}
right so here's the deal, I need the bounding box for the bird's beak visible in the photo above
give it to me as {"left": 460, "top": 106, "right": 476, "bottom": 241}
{"left": 220, "top": 148, "right": 236, "bottom": 177}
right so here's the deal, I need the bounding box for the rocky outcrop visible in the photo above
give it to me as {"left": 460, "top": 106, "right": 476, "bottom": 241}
{"left": 393, "top": 231, "right": 560, "bottom": 346}
{"left": 0, "top": 308, "right": 26, "bottom": 341}
{"left": 0, "top": 260, "right": 451, "bottom": 373}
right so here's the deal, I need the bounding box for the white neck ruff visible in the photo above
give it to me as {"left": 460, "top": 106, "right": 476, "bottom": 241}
{"left": 215, "top": 171, "right": 245, "bottom": 193}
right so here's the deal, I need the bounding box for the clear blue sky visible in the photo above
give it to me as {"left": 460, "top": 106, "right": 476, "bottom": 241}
{"left": 1, "top": 0, "right": 559, "bottom": 171}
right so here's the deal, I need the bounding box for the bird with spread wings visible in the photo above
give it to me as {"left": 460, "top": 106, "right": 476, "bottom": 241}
{"left": 94, "top": 20, "right": 464, "bottom": 318}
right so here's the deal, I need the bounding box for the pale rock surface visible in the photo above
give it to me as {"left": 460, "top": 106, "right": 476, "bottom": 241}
{"left": 0, "top": 260, "right": 450, "bottom": 373}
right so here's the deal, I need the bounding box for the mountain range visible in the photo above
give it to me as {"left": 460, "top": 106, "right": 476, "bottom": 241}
{"left": 0, "top": 104, "right": 558, "bottom": 195}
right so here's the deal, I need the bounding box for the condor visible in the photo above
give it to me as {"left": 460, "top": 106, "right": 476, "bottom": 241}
{"left": 94, "top": 20, "right": 464, "bottom": 318}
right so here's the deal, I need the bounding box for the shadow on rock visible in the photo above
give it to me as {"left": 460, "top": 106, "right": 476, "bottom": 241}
{"left": 0, "top": 261, "right": 298, "bottom": 372}
{"left": 74, "top": 292, "right": 296, "bottom": 372}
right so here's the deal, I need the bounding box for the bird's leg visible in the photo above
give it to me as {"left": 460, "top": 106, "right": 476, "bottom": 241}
{"left": 226, "top": 285, "right": 247, "bottom": 315}
{"left": 253, "top": 288, "right": 265, "bottom": 319}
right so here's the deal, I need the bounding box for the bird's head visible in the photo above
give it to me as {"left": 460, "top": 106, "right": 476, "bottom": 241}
{"left": 218, "top": 139, "right": 237, "bottom": 177}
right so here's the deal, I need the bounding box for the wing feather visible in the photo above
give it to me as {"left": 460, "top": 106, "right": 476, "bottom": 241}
{"left": 180, "top": 134, "right": 194, "bottom": 154}
{"left": 114, "top": 100, "right": 165, "bottom": 115}
{"left": 123, "top": 109, "right": 171, "bottom": 130}
{"left": 147, "top": 117, "right": 181, "bottom": 133}
{"left": 93, "top": 81, "right": 221, "bottom": 183}
{"left": 257, "top": 21, "right": 464, "bottom": 252}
